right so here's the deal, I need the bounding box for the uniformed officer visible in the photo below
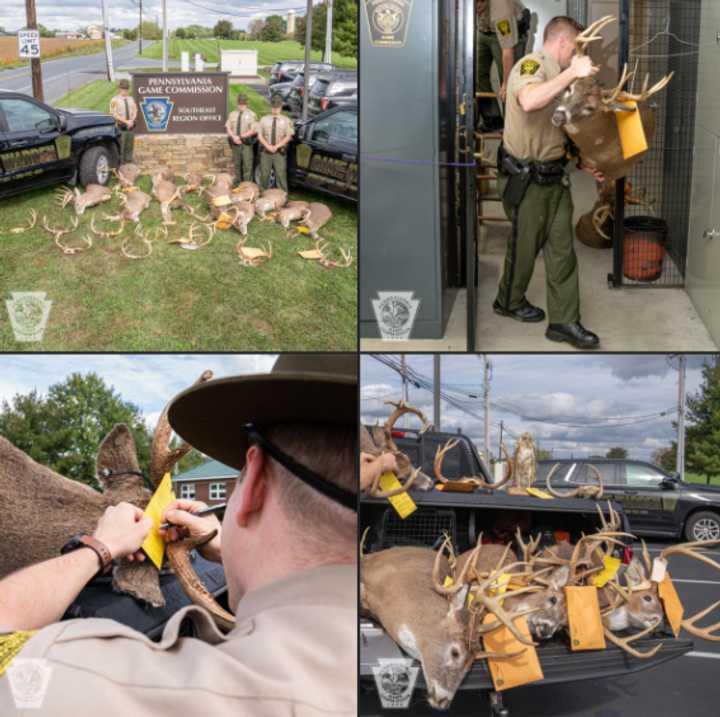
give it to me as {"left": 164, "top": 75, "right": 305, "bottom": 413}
{"left": 0, "top": 354, "right": 356, "bottom": 716}
{"left": 109, "top": 79, "right": 138, "bottom": 164}
{"left": 226, "top": 94, "right": 258, "bottom": 186}
{"left": 257, "top": 95, "right": 294, "bottom": 191}
{"left": 475, "top": 0, "right": 529, "bottom": 131}
{"left": 493, "top": 16, "right": 603, "bottom": 349}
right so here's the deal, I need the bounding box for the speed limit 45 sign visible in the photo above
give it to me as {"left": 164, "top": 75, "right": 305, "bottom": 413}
{"left": 18, "top": 29, "right": 41, "bottom": 59}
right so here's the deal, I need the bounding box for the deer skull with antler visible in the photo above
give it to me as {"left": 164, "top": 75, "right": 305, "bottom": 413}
{"left": 551, "top": 15, "right": 673, "bottom": 180}
{"left": 545, "top": 462, "right": 604, "bottom": 499}
{"left": 57, "top": 184, "right": 113, "bottom": 216}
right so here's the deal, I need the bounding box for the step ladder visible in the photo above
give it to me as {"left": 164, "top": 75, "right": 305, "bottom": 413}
{"left": 474, "top": 91, "right": 510, "bottom": 225}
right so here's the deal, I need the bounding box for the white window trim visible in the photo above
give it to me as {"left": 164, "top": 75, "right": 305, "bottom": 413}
{"left": 209, "top": 482, "right": 226, "bottom": 500}
{"left": 180, "top": 483, "right": 196, "bottom": 499}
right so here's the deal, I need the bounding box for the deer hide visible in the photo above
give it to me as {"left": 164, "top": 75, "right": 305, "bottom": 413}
{"left": 0, "top": 425, "right": 164, "bottom": 607}
{"left": 564, "top": 105, "right": 656, "bottom": 181}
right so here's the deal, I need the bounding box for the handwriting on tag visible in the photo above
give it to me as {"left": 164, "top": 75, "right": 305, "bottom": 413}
{"left": 378, "top": 472, "right": 417, "bottom": 519}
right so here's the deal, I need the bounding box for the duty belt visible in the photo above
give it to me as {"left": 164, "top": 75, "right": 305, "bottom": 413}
{"left": 497, "top": 145, "right": 568, "bottom": 186}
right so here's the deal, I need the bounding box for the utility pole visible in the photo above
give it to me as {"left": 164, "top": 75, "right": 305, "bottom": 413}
{"left": 162, "top": 0, "right": 168, "bottom": 72}
{"left": 302, "top": 0, "right": 313, "bottom": 121}
{"left": 676, "top": 354, "right": 687, "bottom": 478}
{"left": 323, "top": 0, "right": 334, "bottom": 64}
{"left": 138, "top": 0, "right": 143, "bottom": 55}
{"left": 483, "top": 355, "right": 491, "bottom": 463}
{"left": 25, "top": 0, "right": 43, "bottom": 101}
{"left": 101, "top": 0, "right": 115, "bottom": 81}
{"left": 400, "top": 354, "right": 409, "bottom": 429}
{"left": 433, "top": 354, "right": 441, "bottom": 431}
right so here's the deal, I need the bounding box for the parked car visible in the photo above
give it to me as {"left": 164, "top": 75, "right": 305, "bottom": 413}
{"left": 0, "top": 89, "right": 120, "bottom": 200}
{"left": 285, "top": 70, "right": 324, "bottom": 117}
{"left": 307, "top": 70, "right": 357, "bottom": 115}
{"left": 288, "top": 105, "right": 357, "bottom": 201}
{"left": 537, "top": 458, "right": 720, "bottom": 542}
{"left": 269, "top": 81, "right": 294, "bottom": 107}
{"left": 269, "top": 61, "right": 333, "bottom": 84}
{"left": 360, "top": 427, "right": 691, "bottom": 709}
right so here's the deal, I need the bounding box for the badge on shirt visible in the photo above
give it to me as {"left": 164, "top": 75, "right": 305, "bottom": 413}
{"left": 496, "top": 19, "right": 511, "bottom": 37}
{"left": 520, "top": 59, "right": 540, "bottom": 76}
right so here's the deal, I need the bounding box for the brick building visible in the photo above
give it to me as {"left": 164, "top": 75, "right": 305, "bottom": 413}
{"left": 172, "top": 459, "right": 239, "bottom": 505}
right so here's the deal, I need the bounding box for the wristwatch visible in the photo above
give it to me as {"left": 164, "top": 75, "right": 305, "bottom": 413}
{"left": 60, "top": 534, "right": 114, "bottom": 575}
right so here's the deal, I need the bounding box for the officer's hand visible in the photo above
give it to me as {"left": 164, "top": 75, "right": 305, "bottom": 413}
{"left": 93, "top": 502, "right": 153, "bottom": 561}
{"left": 570, "top": 55, "right": 598, "bottom": 79}
{"left": 160, "top": 499, "right": 222, "bottom": 563}
{"left": 499, "top": 83, "right": 508, "bottom": 102}
{"left": 580, "top": 163, "right": 605, "bottom": 182}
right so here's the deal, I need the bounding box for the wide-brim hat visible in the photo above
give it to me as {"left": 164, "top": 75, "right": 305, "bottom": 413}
{"left": 167, "top": 354, "right": 357, "bottom": 472}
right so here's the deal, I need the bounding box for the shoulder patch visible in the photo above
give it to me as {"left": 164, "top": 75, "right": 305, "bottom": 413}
{"left": 0, "top": 631, "right": 37, "bottom": 676}
{"left": 520, "top": 59, "right": 540, "bottom": 76}
{"left": 496, "top": 19, "right": 512, "bottom": 37}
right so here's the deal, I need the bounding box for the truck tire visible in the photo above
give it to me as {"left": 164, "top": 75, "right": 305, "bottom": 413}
{"left": 684, "top": 510, "right": 720, "bottom": 542}
{"left": 79, "top": 145, "right": 113, "bottom": 187}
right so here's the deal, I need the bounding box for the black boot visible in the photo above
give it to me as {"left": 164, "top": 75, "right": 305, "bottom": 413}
{"left": 545, "top": 322, "right": 600, "bottom": 349}
{"left": 493, "top": 299, "right": 545, "bottom": 323}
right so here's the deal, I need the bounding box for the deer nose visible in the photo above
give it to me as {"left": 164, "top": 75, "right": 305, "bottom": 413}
{"left": 551, "top": 109, "right": 567, "bottom": 127}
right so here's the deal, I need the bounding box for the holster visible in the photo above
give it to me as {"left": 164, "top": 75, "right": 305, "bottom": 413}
{"left": 498, "top": 146, "right": 532, "bottom": 208}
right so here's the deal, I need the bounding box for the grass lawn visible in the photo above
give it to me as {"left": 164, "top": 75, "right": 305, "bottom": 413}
{"left": 0, "top": 40, "right": 128, "bottom": 70}
{"left": 684, "top": 473, "right": 720, "bottom": 487}
{"left": 0, "top": 82, "right": 356, "bottom": 352}
{"left": 141, "top": 39, "right": 356, "bottom": 69}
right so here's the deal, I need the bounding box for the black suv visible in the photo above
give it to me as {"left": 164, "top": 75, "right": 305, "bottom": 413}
{"left": 307, "top": 70, "right": 357, "bottom": 115}
{"left": 0, "top": 90, "right": 120, "bottom": 200}
{"left": 285, "top": 70, "right": 324, "bottom": 117}
{"left": 288, "top": 105, "right": 357, "bottom": 201}
{"left": 538, "top": 459, "right": 720, "bottom": 542}
{"left": 269, "top": 61, "right": 333, "bottom": 84}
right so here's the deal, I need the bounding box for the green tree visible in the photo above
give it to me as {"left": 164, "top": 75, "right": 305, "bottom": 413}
{"left": 123, "top": 28, "right": 138, "bottom": 41}
{"left": 296, "top": 0, "right": 357, "bottom": 58}
{"left": 685, "top": 356, "right": 720, "bottom": 484}
{"left": 176, "top": 448, "right": 207, "bottom": 475}
{"left": 652, "top": 444, "right": 677, "bottom": 473}
{"left": 261, "top": 15, "right": 286, "bottom": 42}
{"left": 175, "top": 27, "right": 187, "bottom": 39}
{"left": 140, "top": 21, "right": 162, "bottom": 40}
{"left": 38, "top": 24, "right": 55, "bottom": 38}
{"left": 606, "top": 447, "right": 628, "bottom": 459}
{"left": 0, "top": 373, "right": 151, "bottom": 490}
{"left": 249, "top": 19, "right": 265, "bottom": 40}
{"left": 214, "top": 20, "right": 234, "bottom": 39}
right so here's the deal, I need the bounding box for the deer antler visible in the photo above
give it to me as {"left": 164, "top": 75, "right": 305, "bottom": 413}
{"left": 55, "top": 187, "right": 75, "bottom": 210}
{"left": 603, "top": 621, "right": 663, "bottom": 658}
{"left": 121, "top": 224, "right": 153, "bottom": 259}
{"left": 92, "top": 215, "right": 126, "bottom": 239}
{"left": 432, "top": 533, "right": 477, "bottom": 596}
{"left": 315, "top": 240, "right": 353, "bottom": 269}
{"left": 7, "top": 209, "right": 37, "bottom": 235}
{"left": 601, "top": 63, "right": 635, "bottom": 107}
{"left": 575, "top": 15, "right": 615, "bottom": 54}
{"left": 383, "top": 400, "right": 430, "bottom": 453}
{"left": 432, "top": 438, "right": 497, "bottom": 489}
{"left": 617, "top": 72, "right": 674, "bottom": 103}
{"left": 169, "top": 221, "right": 214, "bottom": 250}
{"left": 41, "top": 214, "right": 78, "bottom": 240}
{"left": 236, "top": 238, "right": 273, "bottom": 267}
{"left": 515, "top": 528, "right": 542, "bottom": 565}
{"left": 55, "top": 233, "right": 92, "bottom": 256}
{"left": 545, "top": 463, "right": 603, "bottom": 499}
{"left": 368, "top": 466, "right": 421, "bottom": 499}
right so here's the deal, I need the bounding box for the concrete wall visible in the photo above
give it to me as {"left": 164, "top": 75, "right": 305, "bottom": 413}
{"left": 134, "top": 134, "right": 233, "bottom": 174}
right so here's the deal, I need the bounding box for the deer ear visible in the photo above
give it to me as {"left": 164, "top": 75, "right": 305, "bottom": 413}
{"left": 96, "top": 424, "right": 144, "bottom": 494}
{"left": 548, "top": 565, "right": 570, "bottom": 591}
{"left": 448, "top": 584, "right": 470, "bottom": 616}
{"left": 625, "top": 557, "right": 648, "bottom": 586}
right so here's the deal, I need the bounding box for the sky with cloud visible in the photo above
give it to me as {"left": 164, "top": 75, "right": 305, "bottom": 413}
{"left": 0, "top": 1, "right": 311, "bottom": 33}
{"left": 361, "top": 354, "right": 716, "bottom": 462}
{"left": 0, "top": 354, "right": 277, "bottom": 431}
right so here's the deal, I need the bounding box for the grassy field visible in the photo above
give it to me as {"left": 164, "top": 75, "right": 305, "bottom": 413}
{"left": 141, "top": 38, "right": 356, "bottom": 69}
{"left": 685, "top": 473, "right": 720, "bottom": 486}
{"left": 0, "top": 38, "right": 127, "bottom": 70}
{"left": 0, "top": 82, "right": 357, "bottom": 352}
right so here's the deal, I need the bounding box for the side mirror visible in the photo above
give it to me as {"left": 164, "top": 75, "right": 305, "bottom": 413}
{"left": 296, "top": 124, "right": 306, "bottom": 141}
{"left": 660, "top": 478, "right": 677, "bottom": 490}
{"left": 57, "top": 114, "right": 66, "bottom": 132}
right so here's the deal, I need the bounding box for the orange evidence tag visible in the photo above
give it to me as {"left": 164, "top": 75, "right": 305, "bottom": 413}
{"left": 615, "top": 100, "right": 648, "bottom": 160}
{"left": 482, "top": 613, "right": 544, "bottom": 691}
{"left": 565, "top": 586, "right": 606, "bottom": 650}
{"left": 435, "top": 481, "right": 476, "bottom": 493}
{"left": 658, "top": 572, "right": 684, "bottom": 638}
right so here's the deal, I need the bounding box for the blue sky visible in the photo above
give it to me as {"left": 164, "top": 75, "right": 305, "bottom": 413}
{"left": 0, "top": 354, "right": 277, "bottom": 429}
{"left": 1, "top": 1, "right": 311, "bottom": 33}
{"left": 361, "top": 354, "right": 715, "bottom": 462}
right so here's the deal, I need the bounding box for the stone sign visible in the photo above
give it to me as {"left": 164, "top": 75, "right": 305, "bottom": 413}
{"left": 132, "top": 72, "right": 229, "bottom": 135}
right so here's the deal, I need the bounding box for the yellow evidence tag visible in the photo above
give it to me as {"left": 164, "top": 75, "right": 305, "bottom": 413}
{"left": 615, "top": 100, "right": 648, "bottom": 159}
{"left": 0, "top": 631, "right": 37, "bottom": 676}
{"left": 658, "top": 572, "right": 684, "bottom": 638}
{"left": 483, "top": 614, "right": 544, "bottom": 691}
{"left": 565, "top": 585, "right": 606, "bottom": 650}
{"left": 591, "top": 555, "right": 621, "bottom": 588}
{"left": 378, "top": 472, "right": 417, "bottom": 519}
{"left": 297, "top": 226, "right": 311, "bottom": 234}
{"left": 526, "top": 487, "right": 553, "bottom": 500}
{"left": 444, "top": 576, "right": 454, "bottom": 588}
{"left": 212, "top": 195, "right": 232, "bottom": 207}
{"left": 487, "top": 572, "right": 512, "bottom": 601}
{"left": 141, "top": 472, "right": 177, "bottom": 570}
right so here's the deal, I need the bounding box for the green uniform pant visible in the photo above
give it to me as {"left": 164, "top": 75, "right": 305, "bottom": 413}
{"left": 119, "top": 128, "right": 134, "bottom": 163}
{"left": 496, "top": 177, "right": 580, "bottom": 325}
{"left": 475, "top": 32, "right": 528, "bottom": 125}
{"left": 232, "top": 143, "right": 254, "bottom": 183}
{"left": 260, "top": 150, "right": 288, "bottom": 191}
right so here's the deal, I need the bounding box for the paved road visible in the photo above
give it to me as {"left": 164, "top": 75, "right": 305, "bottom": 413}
{"left": 0, "top": 41, "right": 161, "bottom": 104}
{"left": 359, "top": 539, "right": 720, "bottom": 717}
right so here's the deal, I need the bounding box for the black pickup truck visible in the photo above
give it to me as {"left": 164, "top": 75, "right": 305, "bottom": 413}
{"left": 360, "top": 428, "right": 692, "bottom": 716}
{"left": 0, "top": 90, "right": 120, "bottom": 200}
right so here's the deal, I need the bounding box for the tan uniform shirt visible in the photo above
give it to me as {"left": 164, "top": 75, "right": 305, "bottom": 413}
{"left": 109, "top": 94, "right": 138, "bottom": 124}
{"left": 257, "top": 113, "right": 294, "bottom": 146}
{"left": 227, "top": 108, "right": 257, "bottom": 137}
{"left": 0, "top": 564, "right": 356, "bottom": 716}
{"left": 477, "top": 0, "right": 521, "bottom": 49}
{"left": 503, "top": 51, "right": 567, "bottom": 162}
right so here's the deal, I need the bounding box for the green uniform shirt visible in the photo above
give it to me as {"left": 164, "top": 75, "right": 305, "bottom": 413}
{"left": 503, "top": 50, "right": 567, "bottom": 162}
{"left": 477, "top": 0, "right": 522, "bottom": 48}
